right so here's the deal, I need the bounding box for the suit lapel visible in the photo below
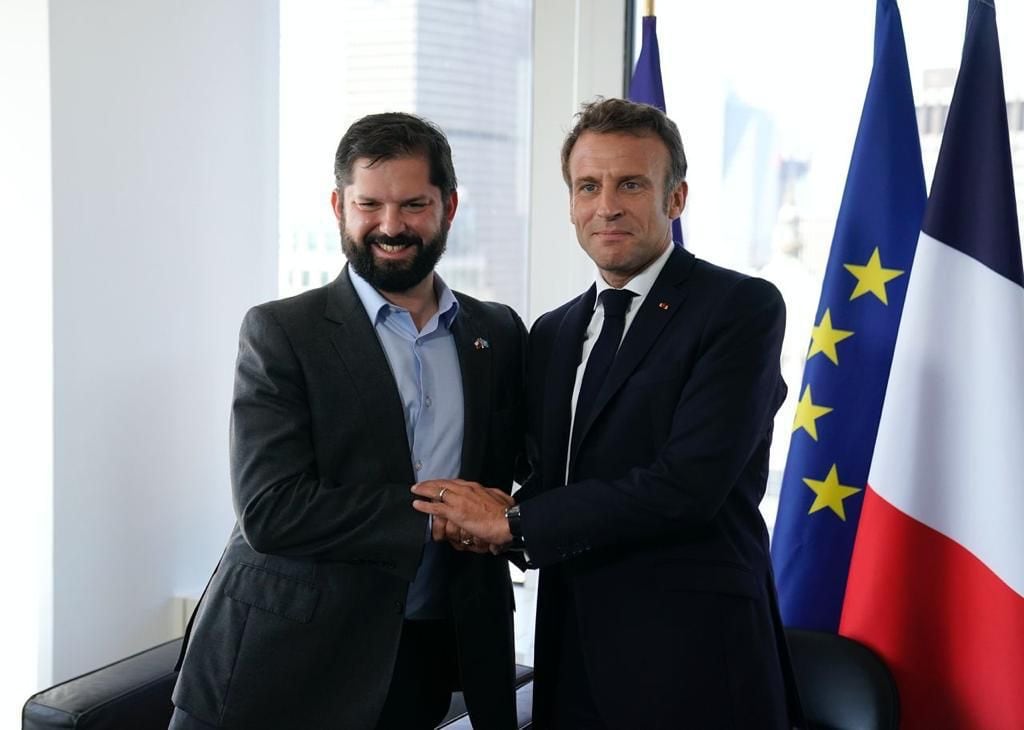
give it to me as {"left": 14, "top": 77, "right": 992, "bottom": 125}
{"left": 324, "top": 267, "right": 412, "bottom": 481}
{"left": 451, "top": 304, "right": 490, "bottom": 479}
{"left": 570, "top": 247, "right": 696, "bottom": 467}
{"left": 544, "top": 286, "right": 596, "bottom": 488}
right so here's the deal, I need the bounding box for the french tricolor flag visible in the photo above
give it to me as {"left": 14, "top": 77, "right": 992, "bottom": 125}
{"left": 840, "top": 1, "right": 1024, "bottom": 727}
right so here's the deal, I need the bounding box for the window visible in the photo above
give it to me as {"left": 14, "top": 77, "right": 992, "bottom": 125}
{"left": 280, "top": 0, "right": 535, "bottom": 665}
{"left": 278, "top": 0, "right": 532, "bottom": 317}
{"left": 635, "top": 0, "right": 1024, "bottom": 533}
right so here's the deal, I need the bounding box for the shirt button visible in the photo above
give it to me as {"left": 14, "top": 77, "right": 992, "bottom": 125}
{"left": 394, "top": 601, "right": 404, "bottom": 614}
{"left": 425, "top": 396, "right": 432, "bottom": 408}
{"left": 414, "top": 461, "right": 422, "bottom": 471}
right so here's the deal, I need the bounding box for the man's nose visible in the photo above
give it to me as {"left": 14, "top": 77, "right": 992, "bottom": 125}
{"left": 378, "top": 205, "right": 405, "bottom": 237}
{"left": 596, "top": 188, "right": 622, "bottom": 219}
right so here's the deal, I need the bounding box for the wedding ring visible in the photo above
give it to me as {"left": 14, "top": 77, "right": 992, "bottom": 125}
{"left": 461, "top": 537, "right": 474, "bottom": 545}
{"left": 437, "top": 487, "right": 449, "bottom": 502}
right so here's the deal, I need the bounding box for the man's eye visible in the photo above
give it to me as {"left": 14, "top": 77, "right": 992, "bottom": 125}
{"left": 404, "top": 202, "right": 428, "bottom": 210}
{"left": 356, "top": 202, "right": 380, "bottom": 210}
{"left": 578, "top": 184, "right": 597, "bottom": 194}
{"left": 621, "top": 181, "right": 641, "bottom": 190}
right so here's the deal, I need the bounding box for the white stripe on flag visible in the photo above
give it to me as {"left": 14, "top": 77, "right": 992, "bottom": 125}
{"left": 869, "top": 232, "right": 1024, "bottom": 597}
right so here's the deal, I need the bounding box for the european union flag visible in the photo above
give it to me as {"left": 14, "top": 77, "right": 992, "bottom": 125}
{"left": 628, "top": 12, "right": 683, "bottom": 247}
{"left": 770, "top": 0, "right": 926, "bottom": 631}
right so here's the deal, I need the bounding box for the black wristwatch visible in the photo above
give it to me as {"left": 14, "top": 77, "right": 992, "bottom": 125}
{"left": 505, "top": 504, "right": 525, "bottom": 550}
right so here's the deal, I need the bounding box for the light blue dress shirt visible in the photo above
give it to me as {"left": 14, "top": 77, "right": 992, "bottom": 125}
{"left": 348, "top": 267, "right": 464, "bottom": 620}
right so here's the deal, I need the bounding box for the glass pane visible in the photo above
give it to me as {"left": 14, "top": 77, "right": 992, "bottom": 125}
{"left": 279, "top": 0, "right": 532, "bottom": 317}
{"left": 632, "top": 0, "right": 1024, "bottom": 534}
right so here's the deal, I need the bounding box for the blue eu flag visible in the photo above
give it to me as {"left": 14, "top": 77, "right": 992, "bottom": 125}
{"left": 770, "top": 0, "right": 926, "bottom": 631}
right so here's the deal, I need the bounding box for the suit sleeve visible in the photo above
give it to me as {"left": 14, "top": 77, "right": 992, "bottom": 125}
{"left": 519, "top": 277, "right": 786, "bottom": 568}
{"left": 229, "top": 305, "right": 426, "bottom": 579}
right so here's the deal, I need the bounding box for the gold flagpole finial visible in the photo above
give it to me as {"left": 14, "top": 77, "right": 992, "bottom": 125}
{"left": 642, "top": 0, "right": 655, "bottom": 17}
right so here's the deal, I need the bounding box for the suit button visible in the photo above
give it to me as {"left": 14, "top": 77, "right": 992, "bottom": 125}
{"left": 394, "top": 601, "right": 404, "bottom": 614}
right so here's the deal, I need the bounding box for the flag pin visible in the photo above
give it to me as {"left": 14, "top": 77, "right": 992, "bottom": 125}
{"left": 473, "top": 337, "right": 490, "bottom": 350}
{"left": 658, "top": 302, "right": 670, "bottom": 310}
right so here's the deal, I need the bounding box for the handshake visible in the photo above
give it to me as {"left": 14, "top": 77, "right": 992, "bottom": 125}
{"left": 411, "top": 479, "right": 515, "bottom": 554}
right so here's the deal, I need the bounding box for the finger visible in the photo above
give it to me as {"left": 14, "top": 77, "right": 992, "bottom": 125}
{"left": 411, "top": 481, "right": 450, "bottom": 500}
{"left": 431, "top": 515, "right": 448, "bottom": 542}
{"left": 447, "top": 537, "right": 471, "bottom": 552}
{"left": 412, "top": 499, "right": 448, "bottom": 517}
{"left": 411, "top": 479, "right": 443, "bottom": 493}
{"left": 445, "top": 519, "right": 462, "bottom": 543}
{"left": 453, "top": 535, "right": 492, "bottom": 554}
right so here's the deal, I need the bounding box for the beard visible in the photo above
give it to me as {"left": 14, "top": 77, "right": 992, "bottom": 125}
{"left": 340, "top": 223, "right": 448, "bottom": 293}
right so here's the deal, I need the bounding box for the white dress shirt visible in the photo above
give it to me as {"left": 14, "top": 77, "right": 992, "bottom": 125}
{"left": 565, "top": 240, "right": 675, "bottom": 481}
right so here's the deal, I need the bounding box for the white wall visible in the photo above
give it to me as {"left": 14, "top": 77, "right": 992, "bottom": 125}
{"left": 48, "top": 0, "right": 279, "bottom": 682}
{"left": 1, "top": 0, "right": 619, "bottom": 703}
{"left": 0, "top": 0, "right": 54, "bottom": 721}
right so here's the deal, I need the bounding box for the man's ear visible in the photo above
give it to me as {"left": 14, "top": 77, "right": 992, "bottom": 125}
{"left": 331, "top": 188, "right": 343, "bottom": 223}
{"left": 669, "top": 181, "right": 688, "bottom": 219}
{"left": 444, "top": 190, "right": 459, "bottom": 225}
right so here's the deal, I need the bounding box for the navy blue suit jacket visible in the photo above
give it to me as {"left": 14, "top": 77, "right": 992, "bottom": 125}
{"left": 517, "top": 245, "right": 802, "bottom": 728}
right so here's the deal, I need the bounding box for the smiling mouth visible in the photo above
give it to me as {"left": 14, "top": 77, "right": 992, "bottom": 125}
{"left": 375, "top": 242, "right": 412, "bottom": 253}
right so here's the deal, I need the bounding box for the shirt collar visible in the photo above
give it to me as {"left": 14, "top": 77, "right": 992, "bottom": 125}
{"left": 347, "top": 265, "right": 460, "bottom": 328}
{"left": 593, "top": 239, "right": 674, "bottom": 304}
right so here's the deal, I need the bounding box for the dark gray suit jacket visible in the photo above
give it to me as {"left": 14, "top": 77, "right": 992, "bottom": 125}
{"left": 172, "top": 267, "right": 525, "bottom": 729}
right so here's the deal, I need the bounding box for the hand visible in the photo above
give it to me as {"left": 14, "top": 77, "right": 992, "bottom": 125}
{"left": 431, "top": 512, "right": 493, "bottom": 553}
{"left": 412, "top": 479, "right": 515, "bottom": 548}
{"left": 425, "top": 487, "right": 507, "bottom": 553}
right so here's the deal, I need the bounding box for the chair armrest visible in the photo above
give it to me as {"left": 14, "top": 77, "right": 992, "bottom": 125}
{"left": 23, "top": 638, "right": 182, "bottom": 730}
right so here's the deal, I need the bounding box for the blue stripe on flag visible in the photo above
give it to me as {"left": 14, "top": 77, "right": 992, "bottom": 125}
{"left": 629, "top": 16, "right": 666, "bottom": 112}
{"left": 922, "top": 0, "right": 1023, "bottom": 285}
{"left": 628, "top": 15, "right": 683, "bottom": 247}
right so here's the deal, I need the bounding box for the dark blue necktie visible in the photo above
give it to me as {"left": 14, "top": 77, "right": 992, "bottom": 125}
{"left": 571, "top": 288, "right": 637, "bottom": 454}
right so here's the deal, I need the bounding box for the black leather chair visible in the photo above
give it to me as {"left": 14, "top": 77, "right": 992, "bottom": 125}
{"left": 23, "top": 638, "right": 534, "bottom": 729}
{"left": 23, "top": 639, "right": 182, "bottom": 730}
{"left": 786, "top": 628, "right": 899, "bottom": 730}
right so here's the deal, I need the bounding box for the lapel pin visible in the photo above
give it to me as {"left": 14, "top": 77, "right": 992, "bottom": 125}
{"left": 658, "top": 302, "right": 670, "bottom": 310}
{"left": 473, "top": 337, "right": 490, "bottom": 350}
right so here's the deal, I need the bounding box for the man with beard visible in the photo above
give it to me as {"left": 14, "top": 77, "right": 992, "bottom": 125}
{"left": 170, "top": 112, "right": 524, "bottom": 730}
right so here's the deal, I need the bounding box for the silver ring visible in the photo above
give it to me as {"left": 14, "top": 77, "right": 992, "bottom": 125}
{"left": 437, "top": 487, "right": 448, "bottom": 502}
{"left": 461, "top": 537, "right": 473, "bottom": 545}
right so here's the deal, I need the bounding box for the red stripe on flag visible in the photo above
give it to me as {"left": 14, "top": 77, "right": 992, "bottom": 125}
{"left": 840, "top": 487, "right": 1024, "bottom": 729}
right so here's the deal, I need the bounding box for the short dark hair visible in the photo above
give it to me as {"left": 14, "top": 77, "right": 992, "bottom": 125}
{"left": 560, "top": 97, "right": 687, "bottom": 198}
{"left": 334, "top": 112, "right": 457, "bottom": 201}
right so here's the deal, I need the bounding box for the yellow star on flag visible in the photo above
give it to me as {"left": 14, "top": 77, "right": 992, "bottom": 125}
{"left": 792, "top": 385, "right": 833, "bottom": 441}
{"left": 803, "top": 464, "right": 862, "bottom": 521}
{"left": 844, "top": 247, "right": 904, "bottom": 304}
{"left": 807, "top": 309, "right": 854, "bottom": 365}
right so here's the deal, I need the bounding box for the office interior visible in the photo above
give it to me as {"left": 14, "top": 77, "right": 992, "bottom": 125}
{"left": 3, "top": 0, "right": 1022, "bottom": 726}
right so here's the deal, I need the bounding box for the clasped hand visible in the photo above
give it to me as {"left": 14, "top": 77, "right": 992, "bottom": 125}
{"left": 411, "top": 479, "right": 514, "bottom": 554}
